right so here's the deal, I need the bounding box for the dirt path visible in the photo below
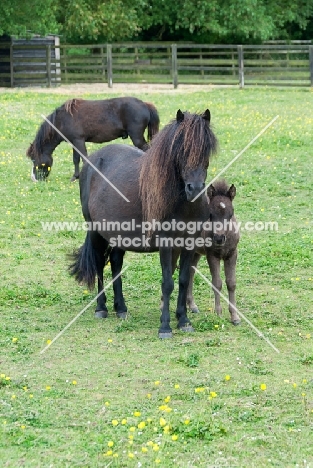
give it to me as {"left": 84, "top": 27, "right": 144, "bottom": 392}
{"left": 0, "top": 82, "right": 234, "bottom": 95}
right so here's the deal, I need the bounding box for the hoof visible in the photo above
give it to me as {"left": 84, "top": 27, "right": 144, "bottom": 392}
{"left": 179, "top": 324, "right": 194, "bottom": 333}
{"left": 70, "top": 175, "right": 79, "bottom": 182}
{"left": 117, "top": 312, "right": 127, "bottom": 320}
{"left": 191, "top": 306, "right": 199, "bottom": 314}
{"left": 159, "top": 331, "right": 173, "bottom": 339}
{"left": 95, "top": 310, "right": 108, "bottom": 319}
{"left": 231, "top": 319, "right": 241, "bottom": 326}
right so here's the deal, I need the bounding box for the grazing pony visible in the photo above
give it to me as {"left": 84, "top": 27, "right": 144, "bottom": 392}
{"left": 70, "top": 109, "right": 218, "bottom": 338}
{"left": 187, "top": 180, "right": 241, "bottom": 325}
{"left": 26, "top": 97, "right": 160, "bottom": 181}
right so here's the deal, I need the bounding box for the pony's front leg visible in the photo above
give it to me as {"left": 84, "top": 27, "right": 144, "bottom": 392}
{"left": 110, "top": 248, "right": 128, "bottom": 319}
{"left": 159, "top": 247, "right": 175, "bottom": 338}
{"left": 176, "top": 249, "right": 194, "bottom": 332}
{"left": 207, "top": 254, "right": 222, "bottom": 316}
{"left": 71, "top": 139, "right": 87, "bottom": 181}
{"left": 224, "top": 250, "right": 240, "bottom": 325}
{"left": 187, "top": 252, "right": 202, "bottom": 313}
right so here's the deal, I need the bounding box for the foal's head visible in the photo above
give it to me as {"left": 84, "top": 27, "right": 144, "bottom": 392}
{"left": 206, "top": 180, "right": 236, "bottom": 247}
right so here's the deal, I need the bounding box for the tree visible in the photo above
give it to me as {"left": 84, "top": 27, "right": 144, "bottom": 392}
{"left": 0, "top": 0, "right": 59, "bottom": 37}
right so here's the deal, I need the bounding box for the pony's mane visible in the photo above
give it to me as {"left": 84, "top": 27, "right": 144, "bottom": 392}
{"left": 139, "top": 111, "right": 218, "bottom": 223}
{"left": 26, "top": 99, "right": 83, "bottom": 164}
{"left": 64, "top": 98, "right": 83, "bottom": 116}
{"left": 211, "top": 180, "right": 231, "bottom": 197}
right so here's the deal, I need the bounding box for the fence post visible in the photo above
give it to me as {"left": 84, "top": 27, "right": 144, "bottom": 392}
{"left": 310, "top": 45, "right": 313, "bottom": 87}
{"left": 46, "top": 44, "right": 51, "bottom": 87}
{"left": 107, "top": 44, "right": 113, "bottom": 88}
{"left": 100, "top": 46, "right": 106, "bottom": 80}
{"left": 172, "top": 44, "right": 178, "bottom": 89}
{"left": 10, "top": 44, "right": 14, "bottom": 87}
{"left": 238, "top": 45, "right": 244, "bottom": 88}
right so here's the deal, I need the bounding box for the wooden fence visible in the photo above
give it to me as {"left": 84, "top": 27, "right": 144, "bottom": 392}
{"left": 1, "top": 42, "right": 313, "bottom": 88}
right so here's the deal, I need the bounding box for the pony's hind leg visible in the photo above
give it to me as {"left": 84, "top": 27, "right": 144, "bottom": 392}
{"left": 109, "top": 248, "right": 128, "bottom": 319}
{"left": 224, "top": 250, "right": 240, "bottom": 325}
{"left": 71, "top": 139, "right": 87, "bottom": 181}
{"left": 91, "top": 232, "right": 110, "bottom": 318}
{"left": 187, "top": 252, "right": 202, "bottom": 313}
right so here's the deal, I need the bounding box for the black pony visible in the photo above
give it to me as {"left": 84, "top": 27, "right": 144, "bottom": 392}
{"left": 70, "top": 109, "right": 218, "bottom": 338}
{"left": 26, "top": 97, "right": 160, "bottom": 181}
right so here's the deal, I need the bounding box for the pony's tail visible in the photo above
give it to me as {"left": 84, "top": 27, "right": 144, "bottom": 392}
{"left": 26, "top": 110, "right": 58, "bottom": 164}
{"left": 69, "top": 231, "right": 111, "bottom": 290}
{"left": 146, "top": 102, "right": 160, "bottom": 141}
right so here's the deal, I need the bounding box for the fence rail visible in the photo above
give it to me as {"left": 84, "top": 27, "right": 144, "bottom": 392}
{"left": 0, "top": 42, "right": 312, "bottom": 88}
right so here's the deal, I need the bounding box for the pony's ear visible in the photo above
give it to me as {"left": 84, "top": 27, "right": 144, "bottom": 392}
{"left": 176, "top": 109, "right": 184, "bottom": 122}
{"left": 202, "top": 109, "right": 211, "bottom": 123}
{"left": 228, "top": 184, "right": 236, "bottom": 200}
{"left": 207, "top": 184, "right": 216, "bottom": 199}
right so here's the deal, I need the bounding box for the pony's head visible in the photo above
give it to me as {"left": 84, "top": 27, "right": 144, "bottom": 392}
{"left": 140, "top": 108, "right": 218, "bottom": 223}
{"left": 27, "top": 143, "right": 53, "bottom": 181}
{"left": 206, "top": 180, "right": 236, "bottom": 247}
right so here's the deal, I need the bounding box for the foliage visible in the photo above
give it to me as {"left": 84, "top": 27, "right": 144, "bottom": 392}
{"left": 0, "top": 0, "right": 313, "bottom": 43}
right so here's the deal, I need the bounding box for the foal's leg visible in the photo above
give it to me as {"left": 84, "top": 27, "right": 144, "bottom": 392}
{"left": 109, "top": 248, "right": 128, "bottom": 319}
{"left": 207, "top": 254, "right": 223, "bottom": 316}
{"left": 224, "top": 249, "right": 240, "bottom": 325}
{"left": 187, "top": 252, "right": 202, "bottom": 313}
{"left": 176, "top": 249, "right": 194, "bottom": 332}
{"left": 71, "top": 139, "right": 87, "bottom": 181}
{"left": 159, "top": 247, "right": 175, "bottom": 338}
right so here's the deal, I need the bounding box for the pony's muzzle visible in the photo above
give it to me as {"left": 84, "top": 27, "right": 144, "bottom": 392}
{"left": 213, "top": 234, "right": 226, "bottom": 246}
{"left": 185, "top": 182, "right": 205, "bottom": 201}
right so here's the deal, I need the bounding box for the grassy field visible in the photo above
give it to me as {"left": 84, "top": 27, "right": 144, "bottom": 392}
{"left": 0, "top": 86, "right": 312, "bottom": 467}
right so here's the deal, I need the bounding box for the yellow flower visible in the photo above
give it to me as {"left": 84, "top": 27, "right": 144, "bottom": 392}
{"left": 107, "top": 441, "right": 114, "bottom": 447}
{"left": 29, "top": 394, "right": 33, "bottom": 398}
{"left": 209, "top": 391, "right": 217, "bottom": 398}
{"left": 155, "top": 459, "right": 161, "bottom": 464}
{"left": 163, "top": 425, "right": 170, "bottom": 434}
{"left": 293, "top": 383, "right": 297, "bottom": 388}
{"left": 104, "top": 401, "right": 110, "bottom": 406}
{"left": 138, "top": 421, "right": 146, "bottom": 430}
{"left": 142, "top": 447, "right": 148, "bottom": 453}
{"left": 172, "top": 434, "right": 178, "bottom": 441}
{"left": 134, "top": 411, "right": 141, "bottom": 417}
{"left": 260, "top": 384, "right": 267, "bottom": 391}
{"left": 12, "top": 337, "right": 18, "bottom": 343}
{"left": 46, "top": 339, "right": 52, "bottom": 345}
{"left": 108, "top": 339, "right": 113, "bottom": 343}
{"left": 146, "top": 393, "right": 152, "bottom": 399}
{"left": 105, "top": 450, "right": 113, "bottom": 456}
{"left": 72, "top": 380, "right": 77, "bottom": 385}
{"left": 129, "top": 426, "right": 136, "bottom": 432}
{"left": 45, "top": 386, "right": 51, "bottom": 391}
{"left": 174, "top": 384, "right": 180, "bottom": 389}
{"left": 147, "top": 440, "right": 154, "bottom": 447}
{"left": 184, "top": 419, "right": 190, "bottom": 425}
{"left": 225, "top": 375, "right": 231, "bottom": 381}
{"left": 112, "top": 419, "right": 119, "bottom": 426}
{"left": 164, "top": 396, "right": 171, "bottom": 403}
{"left": 195, "top": 387, "right": 205, "bottom": 393}
{"left": 0, "top": 374, "right": 5, "bottom": 378}
{"left": 121, "top": 419, "right": 127, "bottom": 425}
{"left": 20, "top": 425, "right": 26, "bottom": 430}
{"left": 11, "top": 394, "right": 16, "bottom": 399}
{"left": 153, "top": 444, "right": 160, "bottom": 452}
{"left": 113, "top": 453, "right": 118, "bottom": 458}
{"left": 128, "top": 452, "right": 135, "bottom": 458}
{"left": 159, "top": 417, "right": 166, "bottom": 427}
{"left": 154, "top": 380, "right": 160, "bottom": 386}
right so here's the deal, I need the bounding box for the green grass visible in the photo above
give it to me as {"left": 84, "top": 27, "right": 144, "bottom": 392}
{"left": 0, "top": 87, "right": 312, "bottom": 467}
